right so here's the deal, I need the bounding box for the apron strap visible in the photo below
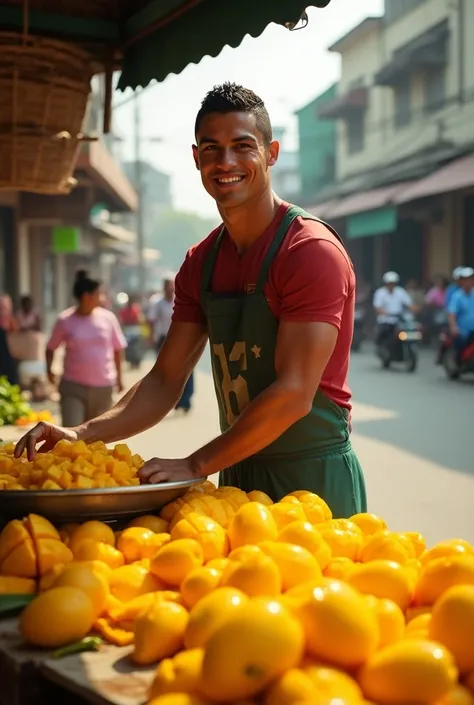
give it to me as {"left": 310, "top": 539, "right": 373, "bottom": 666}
{"left": 201, "top": 226, "right": 226, "bottom": 297}
{"left": 255, "top": 204, "right": 347, "bottom": 293}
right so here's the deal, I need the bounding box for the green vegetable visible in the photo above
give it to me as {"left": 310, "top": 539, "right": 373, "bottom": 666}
{"left": 0, "top": 376, "right": 33, "bottom": 426}
{"left": 52, "top": 636, "right": 103, "bottom": 659}
{"left": 0, "top": 594, "right": 35, "bottom": 616}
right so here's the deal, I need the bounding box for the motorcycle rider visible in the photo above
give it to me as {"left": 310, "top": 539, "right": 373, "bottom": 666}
{"left": 445, "top": 266, "right": 465, "bottom": 309}
{"left": 373, "top": 272, "right": 415, "bottom": 346}
{"left": 447, "top": 266, "right": 474, "bottom": 365}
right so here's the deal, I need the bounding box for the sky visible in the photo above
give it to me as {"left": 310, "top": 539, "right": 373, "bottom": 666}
{"left": 113, "top": 0, "right": 384, "bottom": 218}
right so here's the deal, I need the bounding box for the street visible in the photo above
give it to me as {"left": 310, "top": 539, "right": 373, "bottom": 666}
{"left": 126, "top": 345, "right": 473, "bottom": 547}
{"left": 3, "top": 346, "right": 472, "bottom": 548}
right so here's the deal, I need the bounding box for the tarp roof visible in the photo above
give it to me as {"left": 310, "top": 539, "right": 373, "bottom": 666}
{"left": 0, "top": 1, "right": 332, "bottom": 90}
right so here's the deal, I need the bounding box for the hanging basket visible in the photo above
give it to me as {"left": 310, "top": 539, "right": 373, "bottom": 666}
{"left": 0, "top": 32, "right": 94, "bottom": 194}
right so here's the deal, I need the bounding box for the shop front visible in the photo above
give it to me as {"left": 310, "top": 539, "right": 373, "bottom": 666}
{"left": 0, "top": 205, "right": 17, "bottom": 299}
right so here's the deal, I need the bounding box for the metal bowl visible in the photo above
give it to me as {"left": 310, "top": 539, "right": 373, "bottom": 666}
{"left": 0, "top": 479, "right": 202, "bottom": 524}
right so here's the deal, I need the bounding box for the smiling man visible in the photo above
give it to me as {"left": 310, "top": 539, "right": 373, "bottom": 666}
{"left": 15, "top": 83, "right": 366, "bottom": 517}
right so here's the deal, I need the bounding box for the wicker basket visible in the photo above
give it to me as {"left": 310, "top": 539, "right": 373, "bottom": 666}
{"left": 0, "top": 32, "right": 94, "bottom": 194}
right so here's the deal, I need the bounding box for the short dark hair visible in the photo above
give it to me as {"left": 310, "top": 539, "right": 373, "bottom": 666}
{"left": 73, "top": 269, "right": 100, "bottom": 301}
{"left": 195, "top": 82, "right": 272, "bottom": 146}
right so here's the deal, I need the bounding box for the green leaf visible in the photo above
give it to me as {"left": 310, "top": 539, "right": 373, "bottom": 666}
{"left": 0, "top": 594, "right": 35, "bottom": 616}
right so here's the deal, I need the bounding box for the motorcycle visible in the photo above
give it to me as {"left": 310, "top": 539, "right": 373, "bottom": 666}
{"left": 376, "top": 311, "right": 422, "bottom": 372}
{"left": 438, "top": 331, "right": 474, "bottom": 380}
{"left": 351, "top": 305, "right": 365, "bottom": 352}
{"left": 123, "top": 325, "right": 146, "bottom": 369}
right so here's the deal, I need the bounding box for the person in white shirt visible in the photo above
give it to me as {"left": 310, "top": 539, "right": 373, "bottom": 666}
{"left": 148, "top": 275, "right": 175, "bottom": 352}
{"left": 373, "top": 271, "right": 414, "bottom": 344}
{"left": 148, "top": 273, "right": 194, "bottom": 413}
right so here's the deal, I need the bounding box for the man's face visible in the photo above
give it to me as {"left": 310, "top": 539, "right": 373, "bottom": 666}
{"left": 385, "top": 282, "right": 396, "bottom": 292}
{"left": 193, "top": 111, "right": 279, "bottom": 209}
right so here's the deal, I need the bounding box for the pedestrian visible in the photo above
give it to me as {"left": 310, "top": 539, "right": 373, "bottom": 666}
{"left": 149, "top": 273, "right": 194, "bottom": 413}
{"left": 0, "top": 294, "right": 19, "bottom": 385}
{"left": 425, "top": 274, "right": 447, "bottom": 310}
{"left": 15, "top": 83, "right": 366, "bottom": 517}
{"left": 148, "top": 275, "right": 175, "bottom": 353}
{"left": 16, "top": 295, "right": 41, "bottom": 332}
{"left": 45, "top": 270, "right": 126, "bottom": 426}
{"left": 14, "top": 295, "right": 46, "bottom": 397}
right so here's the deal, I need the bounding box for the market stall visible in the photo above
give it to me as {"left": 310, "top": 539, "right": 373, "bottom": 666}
{"left": 0, "top": 439, "right": 473, "bottom": 705}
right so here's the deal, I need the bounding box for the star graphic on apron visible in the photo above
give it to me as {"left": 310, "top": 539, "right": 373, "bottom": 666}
{"left": 251, "top": 345, "right": 261, "bottom": 359}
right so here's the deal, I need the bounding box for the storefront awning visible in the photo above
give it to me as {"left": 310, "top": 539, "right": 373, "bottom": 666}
{"left": 375, "top": 20, "right": 448, "bottom": 87}
{"left": 317, "top": 87, "right": 368, "bottom": 120}
{"left": 92, "top": 221, "right": 137, "bottom": 243}
{"left": 305, "top": 200, "right": 339, "bottom": 219}
{"left": 77, "top": 142, "right": 138, "bottom": 213}
{"left": 325, "top": 182, "right": 413, "bottom": 219}
{"left": 394, "top": 153, "right": 474, "bottom": 204}
{"left": 0, "top": 1, "right": 332, "bottom": 90}
{"left": 347, "top": 207, "right": 397, "bottom": 239}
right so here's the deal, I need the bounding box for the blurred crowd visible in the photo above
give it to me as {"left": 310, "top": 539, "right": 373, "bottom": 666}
{"left": 0, "top": 269, "right": 193, "bottom": 422}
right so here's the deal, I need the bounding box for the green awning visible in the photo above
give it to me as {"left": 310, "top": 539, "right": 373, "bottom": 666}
{"left": 347, "top": 207, "right": 397, "bottom": 240}
{"left": 0, "top": 1, "right": 331, "bottom": 90}
{"left": 118, "top": 1, "right": 331, "bottom": 90}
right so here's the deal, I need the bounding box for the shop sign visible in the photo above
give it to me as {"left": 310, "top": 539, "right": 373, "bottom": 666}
{"left": 52, "top": 226, "right": 81, "bottom": 253}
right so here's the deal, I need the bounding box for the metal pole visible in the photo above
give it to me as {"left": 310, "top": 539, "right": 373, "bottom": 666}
{"left": 134, "top": 92, "right": 146, "bottom": 297}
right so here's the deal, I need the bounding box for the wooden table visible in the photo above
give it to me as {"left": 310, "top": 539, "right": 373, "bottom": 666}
{"left": 0, "top": 618, "right": 154, "bottom": 705}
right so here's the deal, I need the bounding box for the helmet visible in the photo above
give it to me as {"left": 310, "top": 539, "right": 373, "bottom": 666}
{"left": 382, "top": 271, "right": 400, "bottom": 284}
{"left": 453, "top": 266, "right": 465, "bottom": 280}
{"left": 459, "top": 266, "right": 474, "bottom": 279}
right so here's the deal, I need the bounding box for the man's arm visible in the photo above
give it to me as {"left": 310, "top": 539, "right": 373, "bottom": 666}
{"left": 189, "top": 320, "right": 338, "bottom": 476}
{"left": 76, "top": 322, "right": 207, "bottom": 443}
{"left": 15, "top": 322, "right": 207, "bottom": 458}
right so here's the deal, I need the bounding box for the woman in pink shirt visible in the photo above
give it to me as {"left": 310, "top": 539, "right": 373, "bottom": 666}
{"left": 47, "top": 271, "right": 127, "bottom": 427}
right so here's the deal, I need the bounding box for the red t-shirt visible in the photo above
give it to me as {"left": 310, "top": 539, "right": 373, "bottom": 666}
{"left": 173, "top": 203, "right": 355, "bottom": 410}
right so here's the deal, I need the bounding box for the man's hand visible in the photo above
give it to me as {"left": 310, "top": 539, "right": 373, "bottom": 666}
{"left": 138, "top": 457, "right": 202, "bottom": 485}
{"left": 14, "top": 423, "right": 78, "bottom": 461}
{"left": 117, "top": 378, "right": 124, "bottom": 394}
{"left": 47, "top": 370, "right": 57, "bottom": 386}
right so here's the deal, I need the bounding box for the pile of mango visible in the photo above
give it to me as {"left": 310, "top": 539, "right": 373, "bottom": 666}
{"left": 14, "top": 410, "right": 53, "bottom": 427}
{"left": 0, "top": 440, "right": 144, "bottom": 490}
{"left": 1, "top": 484, "right": 474, "bottom": 705}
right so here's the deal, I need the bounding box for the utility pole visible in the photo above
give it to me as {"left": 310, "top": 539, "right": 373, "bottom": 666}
{"left": 134, "top": 91, "right": 146, "bottom": 298}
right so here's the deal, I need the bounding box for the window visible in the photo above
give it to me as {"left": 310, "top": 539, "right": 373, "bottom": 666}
{"left": 394, "top": 78, "right": 412, "bottom": 128}
{"left": 346, "top": 114, "right": 365, "bottom": 154}
{"left": 424, "top": 68, "right": 446, "bottom": 113}
{"left": 385, "top": 0, "right": 427, "bottom": 25}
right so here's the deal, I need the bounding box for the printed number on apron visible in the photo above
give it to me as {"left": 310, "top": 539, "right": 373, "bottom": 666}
{"left": 212, "top": 342, "right": 251, "bottom": 425}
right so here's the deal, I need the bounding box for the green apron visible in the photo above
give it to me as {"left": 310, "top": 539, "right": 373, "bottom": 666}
{"left": 201, "top": 205, "right": 367, "bottom": 518}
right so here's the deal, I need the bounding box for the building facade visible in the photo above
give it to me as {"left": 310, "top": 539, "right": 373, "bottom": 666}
{"left": 295, "top": 83, "right": 338, "bottom": 204}
{"left": 308, "top": 0, "right": 474, "bottom": 287}
{"left": 271, "top": 127, "right": 301, "bottom": 203}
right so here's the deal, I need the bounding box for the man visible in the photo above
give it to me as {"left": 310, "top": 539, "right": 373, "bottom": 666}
{"left": 148, "top": 275, "right": 176, "bottom": 352}
{"left": 373, "top": 272, "right": 414, "bottom": 345}
{"left": 448, "top": 267, "right": 474, "bottom": 364}
{"left": 445, "top": 266, "right": 465, "bottom": 309}
{"left": 149, "top": 273, "right": 194, "bottom": 413}
{"left": 15, "top": 83, "right": 366, "bottom": 517}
